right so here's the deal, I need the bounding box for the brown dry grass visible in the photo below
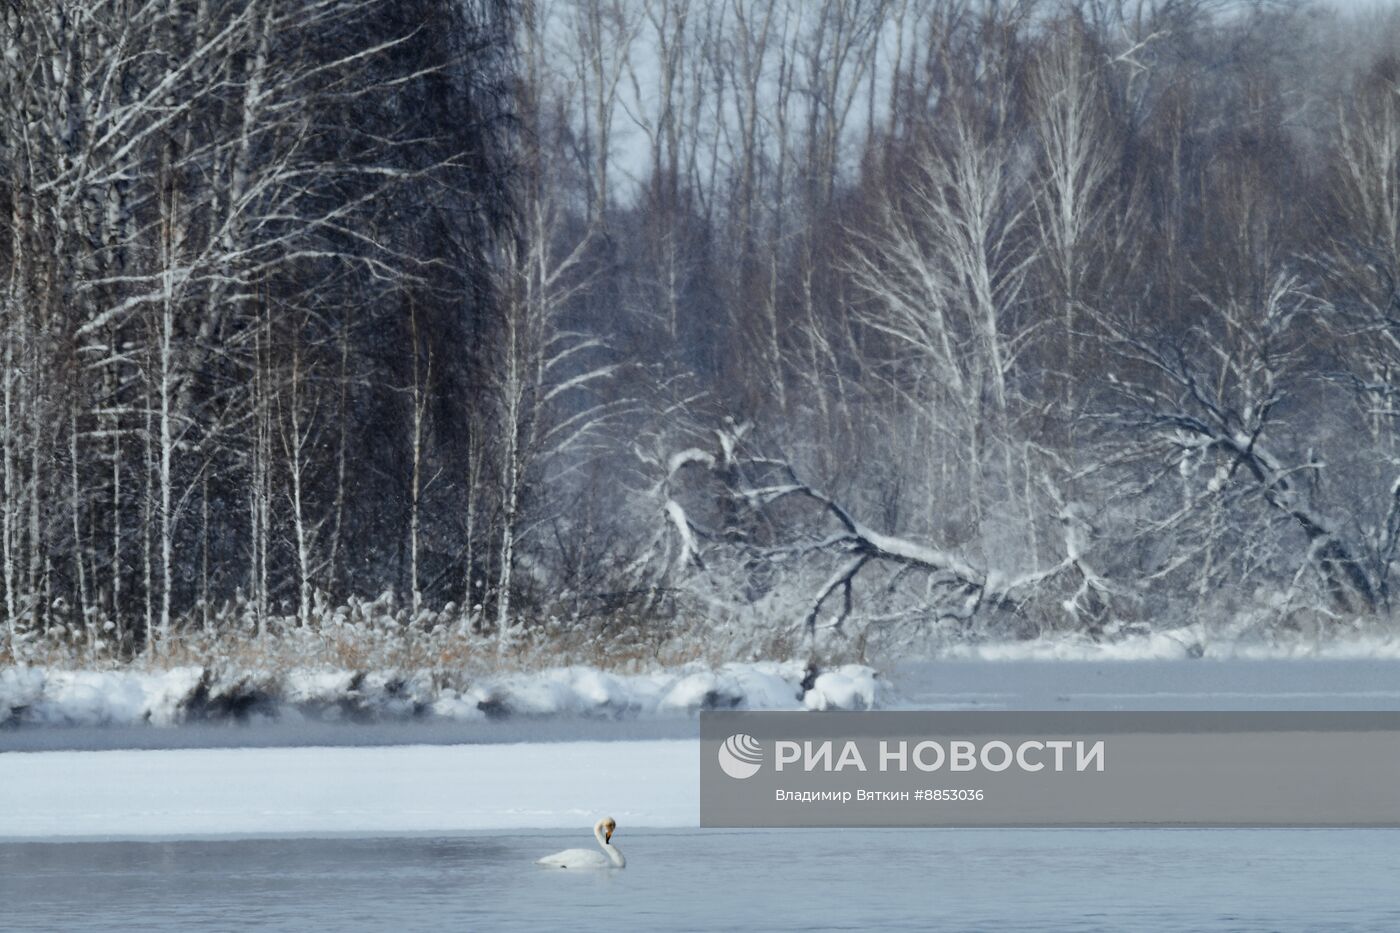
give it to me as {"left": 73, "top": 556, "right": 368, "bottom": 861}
{"left": 2, "top": 609, "right": 861, "bottom": 675}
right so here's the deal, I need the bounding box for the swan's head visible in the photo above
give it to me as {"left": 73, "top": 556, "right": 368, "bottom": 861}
{"left": 600, "top": 816, "right": 617, "bottom": 844}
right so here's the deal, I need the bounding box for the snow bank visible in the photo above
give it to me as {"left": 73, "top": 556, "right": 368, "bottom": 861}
{"left": 803, "top": 666, "right": 881, "bottom": 710}
{"left": 0, "top": 661, "right": 887, "bottom": 728}
{"left": 0, "top": 667, "right": 205, "bottom": 727}
{"left": 942, "top": 629, "right": 1208, "bottom": 662}
{"left": 939, "top": 626, "right": 1400, "bottom": 662}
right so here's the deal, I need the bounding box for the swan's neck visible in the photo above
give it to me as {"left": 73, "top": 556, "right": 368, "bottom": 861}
{"left": 594, "top": 824, "right": 626, "bottom": 867}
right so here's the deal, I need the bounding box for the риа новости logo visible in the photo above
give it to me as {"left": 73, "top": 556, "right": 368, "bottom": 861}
{"left": 718, "top": 733, "right": 764, "bottom": 779}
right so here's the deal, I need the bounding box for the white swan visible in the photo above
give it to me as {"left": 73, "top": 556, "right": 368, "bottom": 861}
{"left": 537, "top": 817, "right": 626, "bottom": 869}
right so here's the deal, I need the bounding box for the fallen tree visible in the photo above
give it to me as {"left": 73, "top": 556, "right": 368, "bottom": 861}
{"left": 651, "top": 421, "right": 1116, "bottom": 644}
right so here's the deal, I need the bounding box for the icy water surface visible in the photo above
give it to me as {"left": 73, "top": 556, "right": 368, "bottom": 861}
{"left": 8, "top": 660, "right": 1400, "bottom": 930}
{"left": 3, "top": 827, "right": 1399, "bottom": 932}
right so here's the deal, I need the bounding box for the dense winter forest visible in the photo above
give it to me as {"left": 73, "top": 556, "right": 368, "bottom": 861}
{"left": 2, "top": 0, "right": 1399, "bottom": 668}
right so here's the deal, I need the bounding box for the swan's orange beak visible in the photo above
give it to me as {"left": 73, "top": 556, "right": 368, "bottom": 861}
{"left": 605, "top": 829, "right": 613, "bottom": 843}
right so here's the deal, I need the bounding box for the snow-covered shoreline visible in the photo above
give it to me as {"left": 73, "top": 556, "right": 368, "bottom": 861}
{"left": 10, "top": 626, "right": 1400, "bottom": 729}
{"left": 938, "top": 627, "right": 1400, "bottom": 661}
{"left": 0, "top": 661, "right": 884, "bottom": 729}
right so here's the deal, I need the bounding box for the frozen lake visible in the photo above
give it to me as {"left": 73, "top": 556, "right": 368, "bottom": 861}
{"left": 6, "top": 660, "right": 1400, "bottom": 929}
{"left": 4, "top": 828, "right": 1400, "bottom": 932}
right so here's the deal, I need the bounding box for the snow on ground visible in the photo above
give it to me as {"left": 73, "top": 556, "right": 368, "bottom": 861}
{"left": 803, "top": 667, "right": 879, "bottom": 709}
{"left": 13, "top": 625, "right": 1400, "bottom": 727}
{"left": 16, "top": 625, "right": 1400, "bottom": 727}
{"left": 942, "top": 629, "right": 1209, "bottom": 661}
{"left": 0, "top": 667, "right": 204, "bottom": 727}
{"left": 940, "top": 626, "right": 1400, "bottom": 661}
{"left": 0, "top": 662, "right": 885, "bottom": 728}
{"left": 0, "top": 740, "right": 695, "bottom": 840}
